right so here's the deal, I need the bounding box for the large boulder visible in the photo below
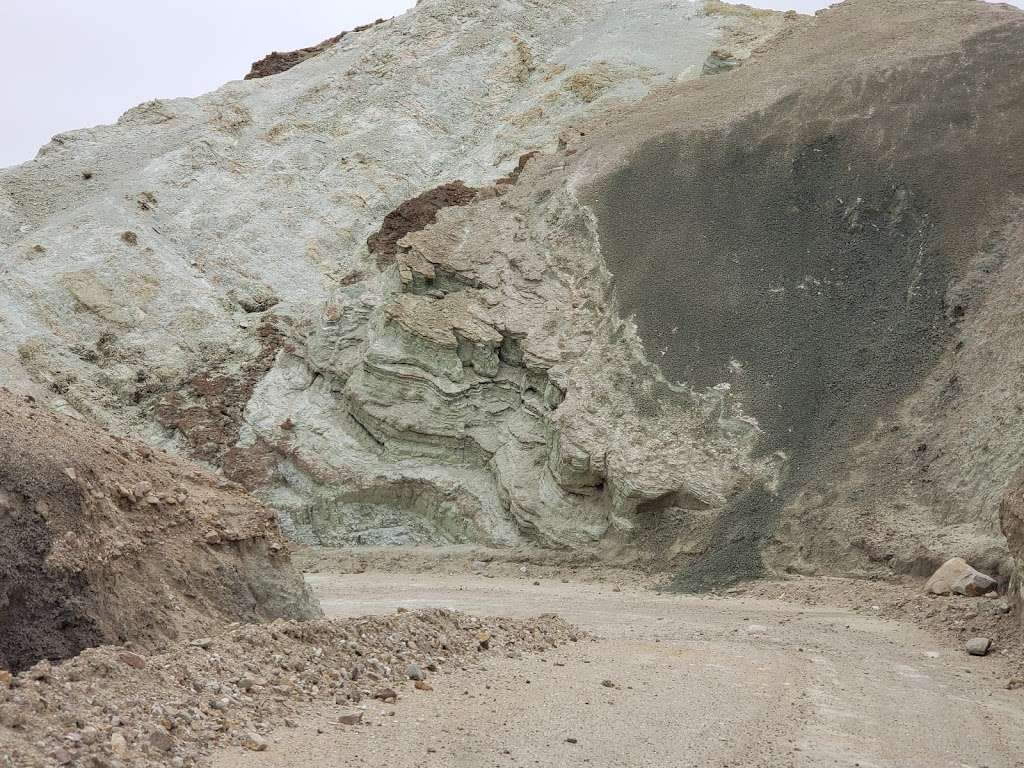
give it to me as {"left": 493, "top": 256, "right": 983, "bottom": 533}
{"left": 923, "top": 558, "right": 997, "bottom": 597}
{"left": 0, "top": 389, "right": 319, "bottom": 673}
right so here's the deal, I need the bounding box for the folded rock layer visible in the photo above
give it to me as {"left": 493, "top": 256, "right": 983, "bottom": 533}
{"left": 3, "top": 0, "right": 1024, "bottom": 600}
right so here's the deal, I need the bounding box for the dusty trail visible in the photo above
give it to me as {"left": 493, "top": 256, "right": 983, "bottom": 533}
{"left": 211, "top": 572, "right": 1024, "bottom": 768}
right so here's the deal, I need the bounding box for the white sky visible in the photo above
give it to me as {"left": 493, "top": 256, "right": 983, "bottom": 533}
{"left": 0, "top": 0, "right": 1018, "bottom": 169}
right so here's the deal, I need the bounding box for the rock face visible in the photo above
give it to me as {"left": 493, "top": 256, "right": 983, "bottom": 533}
{"left": 2, "top": 0, "right": 1024, "bottom": 586}
{"left": 0, "top": 389, "right": 319, "bottom": 673}
{"left": 0, "top": 0, "right": 782, "bottom": 558}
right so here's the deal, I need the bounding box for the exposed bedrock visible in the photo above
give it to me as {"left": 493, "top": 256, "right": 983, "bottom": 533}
{"left": 0, "top": 0, "right": 785, "bottom": 559}
{"left": 4, "top": 0, "right": 1024, "bottom": 588}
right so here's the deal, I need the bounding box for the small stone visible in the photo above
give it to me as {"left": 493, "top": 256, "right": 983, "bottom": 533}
{"left": 238, "top": 677, "right": 256, "bottom": 691}
{"left": 415, "top": 680, "right": 433, "bottom": 691}
{"left": 149, "top": 729, "right": 173, "bottom": 752}
{"left": 191, "top": 638, "right": 214, "bottom": 649}
{"left": 64, "top": 467, "right": 77, "bottom": 481}
{"left": 966, "top": 637, "right": 992, "bottom": 656}
{"left": 1007, "top": 677, "right": 1024, "bottom": 690}
{"left": 339, "top": 712, "right": 363, "bottom": 726}
{"left": 0, "top": 671, "right": 11, "bottom": 687}
{"left": 284, "top": 718, "right": 299, "bottom": 728}
{"left": 374, "top": 688, "right": 398, "bottom": 702}
{"left": 28, "top": 660, "right": 52, "bottom": 681}
{"left": 746, "top": 624, "right": 769, "bottom": 634}
{"left": 601, "top": 680, "right": 615, "bottom": 688}
{"left": 204, "top": 531, "right": 222, "bottom": 545}
{"left": 477, "top": 632, "right": 491, "bottom": 651}
{"left": 566, "top": 738, "right": 578, "bottom": 744}
{"left": 50, "top": 748, "right": 73, "bottom": 765}
{"left": 110, "top": 733, "right": 129, "bottom": 758}
{"left": 118, "top": 652, "right": 146, "bottom": 669}
{"left": 243, "top": 732, "right": 268, "bottom": 752}
{"left": 406, "top": 663, "right": 426, "bottom": 681}
{"left": 209, "top": 697, "right": 231, "bottom": 710}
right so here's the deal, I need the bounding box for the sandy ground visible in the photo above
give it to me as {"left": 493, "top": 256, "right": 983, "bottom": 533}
{"left": 211, "top": 572, "right": 1024, "bottom": 768}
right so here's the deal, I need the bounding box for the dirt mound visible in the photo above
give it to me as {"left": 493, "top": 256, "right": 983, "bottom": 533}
{"left": 0, "top": 609, "right": 579, "bottom": 767}
{"left": 0, "top": 389, "right": 319, "bottom": 674}
{"left": 244, "top": 19, "right": 388, "bottom": 79}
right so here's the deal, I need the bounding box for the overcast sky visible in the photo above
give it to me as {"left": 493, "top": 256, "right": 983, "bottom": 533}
{"left": 0, "top": 0, "right": 1017, "bottom": 169}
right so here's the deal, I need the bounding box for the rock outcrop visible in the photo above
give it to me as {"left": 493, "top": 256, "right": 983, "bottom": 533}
{"left": 0, "top": 389, "right": 319, "bottom": 673}
{"left": 3, "top": 0, "right": 1024, "bottom": 589}
{"left": 0, "top": 0, "right": 783, "bottom": 560}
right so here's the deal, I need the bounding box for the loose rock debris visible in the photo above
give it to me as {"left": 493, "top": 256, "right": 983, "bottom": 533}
{"left": 0, "top": 610, "right": 580, "bottom": 767}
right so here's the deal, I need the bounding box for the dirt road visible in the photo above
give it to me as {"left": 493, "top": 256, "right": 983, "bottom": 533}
{"left": 212, "top": 572, "right": 1024, "bottom": 768}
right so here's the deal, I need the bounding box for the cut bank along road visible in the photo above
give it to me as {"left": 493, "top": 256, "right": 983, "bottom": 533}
{"left": 212, "top": 573, "right": 1024, "bottom": 768}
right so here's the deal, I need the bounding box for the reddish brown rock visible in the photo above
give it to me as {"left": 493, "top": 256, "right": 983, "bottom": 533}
{"left": 367, "top": 181, "right": 480, "bottom": 268}
{"left": 245, "top": 19, "right": 389, "bottom": 80}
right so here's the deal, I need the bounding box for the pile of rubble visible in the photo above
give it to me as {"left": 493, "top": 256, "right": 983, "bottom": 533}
{"left": 0, "top": 610, "right": 580, "bottom": 767}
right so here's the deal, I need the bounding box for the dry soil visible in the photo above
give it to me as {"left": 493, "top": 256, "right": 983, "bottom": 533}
{"left": 212, "top": 567, "right": 1024, "bottom": 768}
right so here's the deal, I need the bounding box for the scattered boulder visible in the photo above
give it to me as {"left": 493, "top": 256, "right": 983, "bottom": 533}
{"left": 965, "top": 637, "right": 992, "bottom": 656}
{"left": 338, "top": 712, "right": 364, "bottom": 726}
{"left": 924, "top": 558, "right": 997, "bottom": 597}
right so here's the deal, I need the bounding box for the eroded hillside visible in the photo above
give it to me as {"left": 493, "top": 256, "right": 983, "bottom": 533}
{"left": 2, "top": 0, "right": 1024, "bottom": 613}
